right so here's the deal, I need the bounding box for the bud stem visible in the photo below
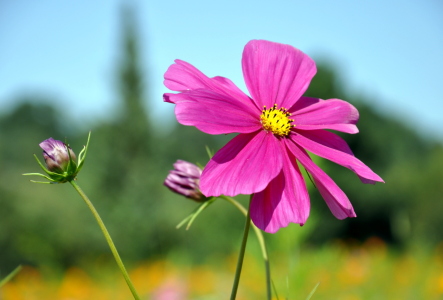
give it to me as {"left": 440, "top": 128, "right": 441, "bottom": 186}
{"left": 69, "top": 180, "right": 141, "bottom": 300}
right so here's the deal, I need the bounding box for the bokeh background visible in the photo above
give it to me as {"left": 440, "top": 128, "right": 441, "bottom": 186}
{"left": 1, "top": 1, "right": 442, "bottom": 299}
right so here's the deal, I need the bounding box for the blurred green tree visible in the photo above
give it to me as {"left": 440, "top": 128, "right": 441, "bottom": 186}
{"left": 303, "top": 62, "right": 440, "bottom": 248}
{"left": 0, "top": 100, "right": 78, "bottom": 271}
{"left": 76, "top": 6, "right": 240, "bottom": 263}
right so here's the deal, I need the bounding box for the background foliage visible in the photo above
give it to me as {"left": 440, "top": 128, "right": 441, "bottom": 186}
{"left": 1, "top": 7, "right": 442, "bottom": 291}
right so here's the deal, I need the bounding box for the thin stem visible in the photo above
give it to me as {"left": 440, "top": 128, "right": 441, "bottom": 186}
{"left": 0, "top": 265, "right": 22, "bottom": 287}
{"left": 220, "top": 195, "right": 272, "bottom": 300}
{"left": 230, "top": 196, "right": 252, "bottom": 300}
{"left": 69, "top": 181, "right": 140, "bottom": 300}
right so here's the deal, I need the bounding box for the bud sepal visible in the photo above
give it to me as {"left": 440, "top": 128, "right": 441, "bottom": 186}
{"left": 176, "top": 197, "right": 216, "bottom": 230}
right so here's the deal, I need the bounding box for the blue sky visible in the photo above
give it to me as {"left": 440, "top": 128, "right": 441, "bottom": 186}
{"left": 1, "top": 0, "right": 442, "bottom": 139}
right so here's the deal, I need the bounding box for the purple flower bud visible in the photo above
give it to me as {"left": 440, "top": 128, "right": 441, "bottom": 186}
{"left": 39, "top": 138, "right": 77, "bottom": 173}
{"left": 164, "top": 160, "right": 205, "bottom": 202}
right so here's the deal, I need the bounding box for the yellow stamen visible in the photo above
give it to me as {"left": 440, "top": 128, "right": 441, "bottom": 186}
{"left": 260, "top": 104, "right": 294, "bottom": 137}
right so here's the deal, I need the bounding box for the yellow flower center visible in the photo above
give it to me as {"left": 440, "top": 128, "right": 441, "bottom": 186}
{"left": 260, "top": 104, "right": 295, "bottom": 137}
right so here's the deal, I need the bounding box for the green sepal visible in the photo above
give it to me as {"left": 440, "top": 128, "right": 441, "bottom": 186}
{"left": 65, "top": 145, "right": 77, "bottom": 176}
{"left": 33, "top": 154, "right": 55, "bottom": 176}
{"left": 30, "top": 180, "right": 58, "bottom": 184}
{"left": 76, "top": 131, "right": 91, "bottom": 173}
{"left": 24, "top": 132, "right": 91, "bottom": 184}
{"left": 23, "top": 172, "right": 63, "bottom": 183}
{"left": 176, "top": 197, "right": 216, "bottom": 230}
{"left": 205, "top": 145, "right": 214, "bottom": 159}
{"left": 30, "top": 154, "right": 67, "bottom": 181}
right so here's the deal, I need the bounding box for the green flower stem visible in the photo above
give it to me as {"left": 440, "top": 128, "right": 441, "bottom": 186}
{"left": 230, "top": 196, "right": 252, "bottom": 300}
{"left": 69, "top": 180, "right": 140, "bottom": 300}
{"left": 220, "top": 195, "right": 271, "bottom": 300}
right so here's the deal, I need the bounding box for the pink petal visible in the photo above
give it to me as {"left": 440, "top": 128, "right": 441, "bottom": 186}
{"left": 172, "top": 89, "right": 260, "bottom": 134}
{"left": 164, "top": 59, "right": 215, "bottom": 91}
{"left": 242, "top": 40, "right": 316, "bottom": 109}
{"left": 293, "top": 98, "right": 359, "bottom": 134}
{"left": 285, "top": 139, "right": 356, "bottom": 219}
{"left": 250, "top": 146, "right": 310, "bottom": 233}
{"left": 200, "top": 131, "right": 283, "bottom": 197}
{"left": 164, "top": 59, "right": 256, "bottom": 110}
{"left": 291, "top": 130, "right": 384, "bottom": 184}
{"left": 312, "top": 174, "right": 356, "bottom": 219}
{"left": 289, "top": 96, "right": 321, "bottom": 112}
{"left": 212, "top": 76, "right": 259, "bottom": 110}
{"left": 163, "top": 93, "right": 176, "bottom": 103}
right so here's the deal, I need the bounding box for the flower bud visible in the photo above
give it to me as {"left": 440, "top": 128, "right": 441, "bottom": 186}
{"left": 24, "top": 132, "right": 90, "bottom": 184}
{"left": 40, "top": 138, "right": 77, "bottom": 173}
{"left": 164, "top": 160, "right": 205, "bottom": 202}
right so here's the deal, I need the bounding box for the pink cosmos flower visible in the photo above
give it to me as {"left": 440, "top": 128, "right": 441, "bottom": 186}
{"left": 163, "top": 40, "right": 383, "bottom": 233}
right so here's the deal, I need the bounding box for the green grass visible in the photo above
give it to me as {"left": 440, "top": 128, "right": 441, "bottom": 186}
{"left": 2, "top": 239, "right": 442, "bottom": 300}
